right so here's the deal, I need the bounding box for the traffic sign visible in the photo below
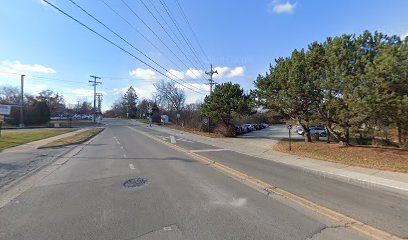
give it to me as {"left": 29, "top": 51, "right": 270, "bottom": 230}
{"left": 0, "top": 105, "right": 11, "bottom": 115}
{"left": 287, "top": 124, "right": 292, "bottom": 129}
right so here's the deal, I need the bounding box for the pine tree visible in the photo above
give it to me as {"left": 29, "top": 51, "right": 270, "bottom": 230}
{"left": 201, "top": 82, "right": 252, "bottom": 136}
{"left": 122, "top": 86, "right": 138, "bottom": 118}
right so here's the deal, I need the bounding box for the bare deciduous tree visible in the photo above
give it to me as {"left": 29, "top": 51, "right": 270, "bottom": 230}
{"left": 0, "top": 85, "right": 20, "bottom": 104}
{"left": 154, "top": 80, "right": 186, "bottom": 112}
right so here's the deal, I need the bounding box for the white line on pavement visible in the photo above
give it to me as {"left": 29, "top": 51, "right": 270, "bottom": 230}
{"left": 190, "top": 149, "right": 229, "bottom": 153}
{"left": 113, "top": 137, "right": 120, "bottom": 145}
{"left": 129, "top": 164, "right": 135, "bottom": 170}
{"left": 170, "top": 135, "right": 176, "bottom": 144}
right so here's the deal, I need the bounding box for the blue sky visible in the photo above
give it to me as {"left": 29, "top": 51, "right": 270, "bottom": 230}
{"left": 1, "top": 0, "right": 408, "bottom": 111}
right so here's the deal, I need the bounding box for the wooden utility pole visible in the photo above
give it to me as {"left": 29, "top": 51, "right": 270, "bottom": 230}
{"left": 89, "top": 75, "right": 101, "bottom": 123}
{"left": 205, "top": 64, "right": 218, "bottom": 133}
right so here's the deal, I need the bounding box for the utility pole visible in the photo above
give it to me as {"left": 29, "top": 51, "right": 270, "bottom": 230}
{"left": 147, "top": 102, "right": 152, "bottom": 127}
{"left": 20, "top": 74, "right": 25, "bottom": 128}
{"left": 205, "top": 64, "right": 218, "bottom": 133}
{"left": 89, "top": 75, "right": 101, "bottom": 123}
{"left": 96, "top": 93, "right": 103, "bottom": 121}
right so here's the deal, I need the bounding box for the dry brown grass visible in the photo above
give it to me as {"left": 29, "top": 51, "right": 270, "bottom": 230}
{"left": 273, "top": 140, "right": 408, "bottom": 173}
{"left": 41, "top": 128, "right": 104, "bottom": 148}
{"left": 167, "top": 125, "right": 225, "bottom": 138}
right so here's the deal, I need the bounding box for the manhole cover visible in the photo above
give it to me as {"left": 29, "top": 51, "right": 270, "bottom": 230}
{"left": 123, "top": 178, "right": 148, "bottom": 188}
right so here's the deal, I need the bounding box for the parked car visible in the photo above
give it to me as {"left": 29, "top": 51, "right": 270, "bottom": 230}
{"left": 296, "top": 126, "right": 327, "bottom": 137}
{"left": 240, "top": 125, "right": 250, "bottom": 133}
{"left": 235, "top": 126, "right": 242, "bottom": 135}
{"left": 245, "top": 124, "right": 256, "bottom": 131}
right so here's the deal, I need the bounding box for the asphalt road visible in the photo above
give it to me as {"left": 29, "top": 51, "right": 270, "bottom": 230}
{"left": 0, "top": 118, "right": 406, "bottom": 240}
{"left": 0, "top": 147, "right": 70, "bottom": 190}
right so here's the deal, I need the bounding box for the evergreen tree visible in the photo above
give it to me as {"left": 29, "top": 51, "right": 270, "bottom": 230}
{"left": 255, "top": 48, "right": 322, "bottom": 142}
{"left": 122, "top": 86, "right": 138, "bottom": 118}
{"left": 201, "top": 82, "right": 252, "bottom": 136}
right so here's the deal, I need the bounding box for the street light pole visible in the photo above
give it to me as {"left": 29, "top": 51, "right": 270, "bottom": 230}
{"left": 20, "top": 74, "right": 25, "bottom": 128}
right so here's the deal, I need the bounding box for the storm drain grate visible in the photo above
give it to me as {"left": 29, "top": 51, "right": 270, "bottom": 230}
{"left": 123, "top": 178, "right": 148, "bottom": 188}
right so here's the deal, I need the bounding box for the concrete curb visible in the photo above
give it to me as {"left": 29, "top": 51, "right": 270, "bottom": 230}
{"left": 38, "top": 128, "right": 105, "bottom": 149}
{"left": 133, "top": 122, "right": 408, "bottom": 194}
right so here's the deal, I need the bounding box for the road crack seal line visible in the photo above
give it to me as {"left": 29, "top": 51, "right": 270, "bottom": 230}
{"left": 127, "top": 126, "right": 402, "bottom": 240}
{"left": 306, "top": 224, "right": 349, "bottom": 240}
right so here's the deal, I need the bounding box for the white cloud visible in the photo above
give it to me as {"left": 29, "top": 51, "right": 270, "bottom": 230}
{"left": 72, "top": 88, "right": 106, "bottom": 97}
{"left": 167, "top": 69, "right": 185, "bottom": 80}
{"left": 26, "top": 83, "right": 48, "bottom": 95}
{"left": 175, "top": 83, "right": 208, "bottom": 104}
{"left": 72, "top": 88, "right": 94, "bottom": 97}
{"left": 133, "top": 86, "right": 155, "bottom": 100}
{"left": 113, "top": 87, "right": 129, "bottom": 95}
{"left": 268, "top": 1, "right": 297, "bottom": 14}
{"left": 129, "top": 68, "right": 159, "bottom": 80}
{"left": 213, "top": 66, "right": 230, "bottom": 78}
{"left": 128, "top": 65, "right": 245, "bottom": 83}
{"left": 113, "top": 85, "right": 155, "bottom": 100}
{"left": 403, "top": 32, "right": 408, "bottom": 40}
{"left": 176, "top": 83, "right": 210, "bottom": 92}
{"left": 0, "top": 65, "right": 22, "bottom": 77}
{"left": 185, "top": 68, "right": 204, "bottom": 79}
{"left": 212, "top": 66, "right": 245, "bottom": 79}
{"left": 1, "top": 60, "right": 56, "bottom": 74}
{"left": 227, "top": 66, "right": 245, "bottom": 78}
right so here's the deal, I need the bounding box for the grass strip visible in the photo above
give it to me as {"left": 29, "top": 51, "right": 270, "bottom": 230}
{"left": 40, "top": 128, "right": 104, "bottom": 148}
{"left": 274, "top": 140, "right": 408, "bottom": 172}
{"left": 0, "top": 129, "right": 75, "bottom": 151}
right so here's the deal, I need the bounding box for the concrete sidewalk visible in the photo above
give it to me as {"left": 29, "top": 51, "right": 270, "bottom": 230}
{"left": 137, "top": 122, "right": 408, "bottom": 193}
{"left": 1, "top": 128, "right": 87, "bottom": 153}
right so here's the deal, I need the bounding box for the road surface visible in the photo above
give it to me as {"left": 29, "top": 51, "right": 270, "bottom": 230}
{"left": 0, "top": 118, "right": 406, "bottom": 240}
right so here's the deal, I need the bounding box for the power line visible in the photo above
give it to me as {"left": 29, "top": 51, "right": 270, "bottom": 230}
{"left": 42, "top": 0, "right": 205, "bottom": 95}
{"left": 100, "top": 76, "right": 162, "bottom": 81}
{"left": 67, "top": 0, "right": 203, "bottom": 92}
{"left": 135, "top": 0, "right": 207, "bottom": 82}
{"left": 0, "top": 70, "right": 88, "bottom": 86}
{"left": 0, "top": 70, "right": 22, "bottom": 76}
{"left": 119, "top": 0, "right": 206, "bottom": 84}
{"left": 174, "top": 0, "right": 210, "bottom": 63}
{"left": 98, "top": 0, "right": 187, "bottom": 78}
{"left": 157, "top": 0, "right": 207, "bottom": 71}
{"left": 29, "top": 75, "right": 87, "bottom": 85}
{"left": 143, "top": 0, "right": 207, "bottom": 84}
{"left": 145, "top": 0, "right": 204, "bottom": 71}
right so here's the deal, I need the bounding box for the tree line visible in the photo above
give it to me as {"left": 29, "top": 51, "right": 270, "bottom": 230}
{"left": 105, "top": 82, "right": 198, "bottom": 128}
{"left": 102, "top": 30, "right": 408, "bottom": 147}
{"left": 0, "top": 86, "right": 94, "bottom": 125}
{"left": 255, "top": 31, "right": 408, "bottom": 146}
